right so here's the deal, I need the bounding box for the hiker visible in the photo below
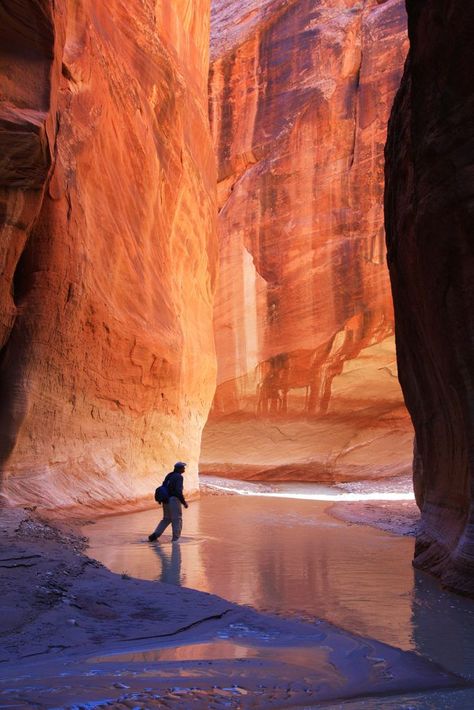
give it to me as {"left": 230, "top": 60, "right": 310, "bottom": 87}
{"left": 148, "top": 462, "right": 189, "bottom": 542}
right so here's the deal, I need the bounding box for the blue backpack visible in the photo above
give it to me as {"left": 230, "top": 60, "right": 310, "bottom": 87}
{"left": 154, "top": 483, "right": 169, "bottom": 505}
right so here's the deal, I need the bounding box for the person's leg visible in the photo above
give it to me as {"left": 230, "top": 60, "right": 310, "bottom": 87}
{"left": 150, "top": 504, "right": 171, "bottom": 539}
{"left": 169, "top": 497, "right": 183, "bottom": 541}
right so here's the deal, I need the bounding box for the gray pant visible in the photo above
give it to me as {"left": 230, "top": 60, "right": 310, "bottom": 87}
{"left": 153, "top": 497, "right": 182, "bottom": 540}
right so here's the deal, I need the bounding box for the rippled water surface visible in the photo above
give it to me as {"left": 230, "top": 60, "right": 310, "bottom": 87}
{"left": 84, "top": 486, "right": 474, "bottom": 681}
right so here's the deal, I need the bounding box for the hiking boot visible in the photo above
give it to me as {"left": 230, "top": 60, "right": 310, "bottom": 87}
{"left": 148, "top": 533, "right": 158, "bottom": 542}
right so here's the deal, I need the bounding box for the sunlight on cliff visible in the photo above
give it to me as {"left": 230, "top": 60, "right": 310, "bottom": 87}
{"left": 224, "top": 489, "right": 412, "bottom": 501}
{"left": 203, "top": 483, "right": 414, "bottom": 502}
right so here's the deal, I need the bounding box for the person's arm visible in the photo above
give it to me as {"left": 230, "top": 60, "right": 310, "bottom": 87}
{"left": 176, "top": 475, "right": 188, "bottom": 507}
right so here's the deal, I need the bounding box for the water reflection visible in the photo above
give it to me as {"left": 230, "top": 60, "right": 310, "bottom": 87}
{"left": 151, "top": 541, "right": 182, "bottom": 586}
{"left": 83, "top": 495, "right": 474, "bottom": 679}
{"left": 90, "top": 639, "right": 337, "bottom": 676}
{"left": 84, "top": 497, "right": 414, "bottom": 648}
{"left": 197, "top": 497, "right": 415, "bottom": 648}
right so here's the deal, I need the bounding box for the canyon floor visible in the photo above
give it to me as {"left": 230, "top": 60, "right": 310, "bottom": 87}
{"left": 0, "top": 489, "right": 472, "bottom": 709}
{"left": 201, "top": 474, "right": 420, "bottom": 538}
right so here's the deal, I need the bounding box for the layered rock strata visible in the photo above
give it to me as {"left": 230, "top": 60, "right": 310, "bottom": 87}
{"left": 0, "top": 0, "right": 217, "bottom": 507}
{"left": 202, "top": 0, "right": 410, "bottom": 479}
{"left": 385, "top": 0, "right": 474, "bottom": 594}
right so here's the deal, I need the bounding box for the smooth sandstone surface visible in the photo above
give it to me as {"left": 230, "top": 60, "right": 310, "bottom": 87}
{"left": 0, "top": 0, "right": 217, "bottom": 507}
{"left": 385, "top": 0, "right": 474, "bottom": 594}
{"left": 202, "top": 0, "right": 411, "bottom": 479}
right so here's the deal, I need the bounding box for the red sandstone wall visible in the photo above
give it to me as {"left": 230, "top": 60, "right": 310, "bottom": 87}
{"left": 202, "top": 0, "right": 411, "bottom": 480}
{"left": 385, "top": 0, "right": 474, "bottom": 594}
{"left": 0, "top": 0, "right": 217, "bottom": 508}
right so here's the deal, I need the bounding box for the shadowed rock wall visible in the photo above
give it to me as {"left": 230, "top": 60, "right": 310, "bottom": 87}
{"left": 385, "top": 0, "right": 474, "bottom": 594}
{"left": 202, "top": 0, "right": 411, "bottom": 480}
{"left": 0, "top": 0, "right": 217, "bottom": 508}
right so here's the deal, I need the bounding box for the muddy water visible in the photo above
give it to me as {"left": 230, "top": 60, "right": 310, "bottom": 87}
{"left": 84, "top": 489, "right": 474, "bottom": 681}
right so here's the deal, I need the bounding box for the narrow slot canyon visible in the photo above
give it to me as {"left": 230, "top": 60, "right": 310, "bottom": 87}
{"left": 1, "top": 1, "right": 474, "bottom": 708}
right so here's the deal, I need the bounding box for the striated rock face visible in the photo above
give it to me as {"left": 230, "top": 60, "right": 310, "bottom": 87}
{"left": 202, "top": 0, "right": 411, "bottom": 479}
{"left": 0, "top": 0, "right": 217, "bottom": 508}
{"left": 385, "top": 1, "right": 474, "bottom": 594}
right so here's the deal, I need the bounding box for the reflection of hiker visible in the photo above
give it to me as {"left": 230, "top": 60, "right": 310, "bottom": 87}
{"left": 148, "top": 462, "right": 188, "bottom": 542}
{"left": 152, "top": 540, "right": 182, "bottom": 586}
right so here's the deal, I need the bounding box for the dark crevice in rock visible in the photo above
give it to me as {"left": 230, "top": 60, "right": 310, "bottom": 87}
{"left": 12, "top": 238, "right": 34, "bottom": 308}
{"left": 0, "top": 223, "right": 43, "bottom": 481}
{"left": 349, "top": 39, "right": 363, "bottom": 172}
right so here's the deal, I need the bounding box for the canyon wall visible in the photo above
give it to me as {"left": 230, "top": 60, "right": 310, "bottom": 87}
{"left": 202, "top": 0, "right": 411, "bottom": 480}
{"left": 385, "top": 0, "right": 474, "bottom": 594}
{"left": 0, "top": 0, "right": 217, "bottom": 508}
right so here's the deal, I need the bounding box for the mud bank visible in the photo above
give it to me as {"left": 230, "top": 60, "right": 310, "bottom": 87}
{"left": 0, "top": 504, "right": 466, "bottom": 708}
{"left": 328, "top": 476, "right": 420, "bottom": 537}
{"left": 329, "top": 499, "right": 419, "bottom": 537}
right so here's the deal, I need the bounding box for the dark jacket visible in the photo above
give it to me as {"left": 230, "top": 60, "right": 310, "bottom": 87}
{"left": 163, "top": 470, "right": 187, "bottom": 506}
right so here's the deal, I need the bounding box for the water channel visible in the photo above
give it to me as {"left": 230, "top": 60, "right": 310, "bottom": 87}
{"left": 84, "top": 480, "right": 474, "bottom": 686}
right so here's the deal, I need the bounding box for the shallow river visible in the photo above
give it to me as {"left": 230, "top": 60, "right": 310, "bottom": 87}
{"left": 84, "top": 484, "right": 474, "bottom": 682}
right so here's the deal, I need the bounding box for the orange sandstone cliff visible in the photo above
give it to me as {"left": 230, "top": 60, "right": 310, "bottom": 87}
{"left": 0, "top": 0, "right": 217, "bottom": 508}
{"left": 385, "top": 0, "right": 474, "bottom": 594}
{"left": 202, "top": 0, "right": 411, "bottom": 480}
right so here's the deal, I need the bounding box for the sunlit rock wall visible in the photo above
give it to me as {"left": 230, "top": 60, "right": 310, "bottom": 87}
{"left": 202, "top": 0, "right": 411, "bottom": 480}
{"left": 0, "top": 0, "right": 217, "bottom": 508}
{"left": 385, "top": 0, "right": 474, "bottom": 594}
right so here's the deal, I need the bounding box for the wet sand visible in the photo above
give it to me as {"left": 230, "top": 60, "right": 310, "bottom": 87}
{"left": 329, "top": 499, "right": 419, "bottom": 537}
{"left": 328, "top": 475, "right": 420, "bottom": 537}
{"left": 0, "top": 491, "right": 471, "bottom": 708}
{"left": 84, "top": 491, "right": 474, "bottom": 678}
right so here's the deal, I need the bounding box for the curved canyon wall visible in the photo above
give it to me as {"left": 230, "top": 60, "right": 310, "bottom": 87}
{"left": 0, "top": 0, "right": 216, "bottom": 508}
{"left": 385, "top": 0, "right": 474, "bottom": 594}
{"left": 202, "top": 0, "right": 411, "bottom": 480}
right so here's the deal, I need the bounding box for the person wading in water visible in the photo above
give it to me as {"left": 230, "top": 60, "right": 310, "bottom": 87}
{"left": 148, "top": 462, "right": 189, "bottom": 542}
